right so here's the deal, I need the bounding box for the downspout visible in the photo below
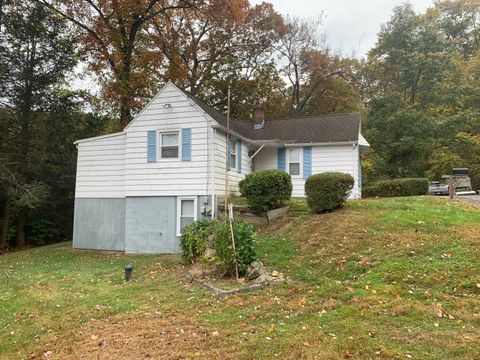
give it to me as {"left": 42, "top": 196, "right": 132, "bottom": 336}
{"left": 211, "top": 128, "right": 216, "bottom": 219}
{"left": 353, "top": 143, "right": 359, "bottom": 199}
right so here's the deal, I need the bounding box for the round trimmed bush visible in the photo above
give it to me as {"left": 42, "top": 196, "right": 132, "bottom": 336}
{"left": 242, "top": 169, "right": 292, "bottom": 213}
{"left": 305, "top": 172, "right": 354, "bottom": 212}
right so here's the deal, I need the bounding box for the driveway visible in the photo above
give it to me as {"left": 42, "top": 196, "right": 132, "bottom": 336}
{"left": 455, "top": 195, "right": 480, "bottom": 206}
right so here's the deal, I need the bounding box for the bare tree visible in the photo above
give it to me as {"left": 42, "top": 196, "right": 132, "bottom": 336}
{"left": 277, "top": 15, "right": 357, "bottom": 114}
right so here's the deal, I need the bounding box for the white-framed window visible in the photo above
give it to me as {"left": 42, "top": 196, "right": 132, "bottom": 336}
{"left": 288, "top": 147, "right": 301, "bottom": 176}
{"left": 176, "top": 197, "right": 197, "bottom": 236}
{"left": 159, "top": 131, "right": 179, "bottom": 159}
{"left": 228, "top": 138, "right": 237, "bottom": 170}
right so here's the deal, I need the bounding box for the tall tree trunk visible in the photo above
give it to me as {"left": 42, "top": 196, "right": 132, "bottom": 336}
{"left": 119, "top": 101, "right": 131, "bottom": 130}
{"left": 1, "top": 205, "right": 10, "bottom": 249}
{"left": 16, "top": 208, "right": 28, "bottom": 248}
{"left": 118, "top": 47, "right": 133, "bottom": 129}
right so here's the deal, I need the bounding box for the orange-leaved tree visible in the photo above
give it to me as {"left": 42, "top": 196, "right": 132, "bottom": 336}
{"left": 35, "top": 0, "right": 196, "bottom": 128}
{"left": 151, "top": 0, "right": 283, "bottom": 98}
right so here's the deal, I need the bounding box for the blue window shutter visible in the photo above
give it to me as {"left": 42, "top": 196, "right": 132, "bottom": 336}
{"left": 227, "top": 139, "right": 231, "bottom": 169}
{"left": 147, "top": 130, "right": 157, "bottom": 163}
{"left": 237, "top": 140, "right": 242, "bottom": 173}
{"left": 303, "top": 146, "right": 312, "bottom": 180}
{"left": 181, "top": 128, "right": 192, "bottom": 161}
{"left": 277, "top": 147, "right": 286, "bottom": 172}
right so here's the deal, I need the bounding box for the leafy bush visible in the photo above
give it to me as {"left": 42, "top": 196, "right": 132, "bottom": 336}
{"left": 305, "top": 172, "right": 355, "bottom": 212}
{"left": 242, "top": 169, "right": 292, "bottom": 213}
{"left": 180, "top": 219, "right": 219, "bottom": 264}
{"left": 214, "top": 220, "right": 257, "bottom": 276}
{"left": 362, "top": 178, "right": 428, "bottom": 198}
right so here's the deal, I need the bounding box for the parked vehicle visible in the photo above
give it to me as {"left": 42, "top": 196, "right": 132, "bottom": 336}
{"left": 429, "top": 170, "right": 476, "bottom": 196}
{"left": 428, "top": 181, "right": 449, "bottom": 196}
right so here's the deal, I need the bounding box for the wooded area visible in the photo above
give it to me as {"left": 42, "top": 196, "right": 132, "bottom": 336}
{"left": 1, "top": 0, "right": 479, "bottom": 249}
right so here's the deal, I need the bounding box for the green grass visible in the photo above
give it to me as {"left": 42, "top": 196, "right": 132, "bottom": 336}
{"left": 1, "top": 196, "right": 480, "bottom": 359}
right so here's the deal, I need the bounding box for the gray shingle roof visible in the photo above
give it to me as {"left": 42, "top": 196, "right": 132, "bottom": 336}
{"left": 230, "top": 114, "right": 360, "bottom": 143}
{"left": 179, "top": 87, "right": 360, "bottom": 143}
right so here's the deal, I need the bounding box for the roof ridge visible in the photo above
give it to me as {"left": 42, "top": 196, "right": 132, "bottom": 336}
{"left": 234, "top": 112, "right": 360, "bottom": 123}
{"left": 176, "top": 86, "right": 227, "bottom": 120}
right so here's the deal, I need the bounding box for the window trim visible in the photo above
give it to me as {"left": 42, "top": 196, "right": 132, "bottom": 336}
{"left": 158, "top": 131, "right": 180, "bottom": 160}
{"left": 287, "top": 147, "right": 302, "bottom": 178}
{"left": 176, "top": 196, "right": 197, "bottom": 236}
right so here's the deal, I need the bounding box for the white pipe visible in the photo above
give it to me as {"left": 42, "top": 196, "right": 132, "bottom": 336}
{"left": 249, "top": 144, "right": 266, "bottom": 161}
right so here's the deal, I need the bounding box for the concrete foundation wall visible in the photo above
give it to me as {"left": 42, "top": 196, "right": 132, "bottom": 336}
{"left": 74, "top": 195, "right": 211, "bottom": 254}
{"left": 73, "top": 198, "right": 125, "bottom": 251}
{"left": 125, "top": 197, "right": 177, "bottom": 254}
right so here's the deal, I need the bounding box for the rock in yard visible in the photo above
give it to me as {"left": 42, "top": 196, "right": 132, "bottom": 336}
{"left": 271, "top": 270, "right": 279, "bottom": 277}
{"left": 204, "top": 248, "right": 216, "bottom": 259}
{"left": 246, "top": 261, "right": 265, "bottom": 280}
{"left": 254, "top": 274, "right": 272, "bottom": 285}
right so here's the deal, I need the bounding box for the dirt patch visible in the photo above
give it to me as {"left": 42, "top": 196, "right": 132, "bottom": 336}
{"left": 36, "top": 312, "right": 240, "bottom": 360}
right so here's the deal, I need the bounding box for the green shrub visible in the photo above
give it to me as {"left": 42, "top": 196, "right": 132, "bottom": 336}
{"left": 305, "top": 172, "right": 355, "bottom": 212}
{"left": 214, "top": 220, "right": 257, "bottom": 276}
{"left": 180, "top": 219, "right": 219, "bottom": 264}
{"left": 242, "top": 169, "right": 292, "bottom": 213}
{"left": 28, "top": 219, "right": 60, "bottom": 246}
{"left": 362, "top": 178, "right": 428, "bottom": 198}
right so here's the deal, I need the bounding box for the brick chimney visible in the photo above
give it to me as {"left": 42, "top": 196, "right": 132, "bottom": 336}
{"left": 253, "top": 105, "right": 265, "bottom": 129}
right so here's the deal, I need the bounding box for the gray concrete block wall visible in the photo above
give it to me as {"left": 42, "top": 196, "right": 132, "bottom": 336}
{"left": 73, "top": 198, "right": 125, "bottom": 251}
{"left": 125, "top": 197, "right": 177, "bottom": 253}
{"left": 74, "top": 195, "right": 212, "bottom": 254}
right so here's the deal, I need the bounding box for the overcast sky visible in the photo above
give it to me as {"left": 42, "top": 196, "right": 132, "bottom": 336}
{"left": 251, "top": 0, "right": 436, "bottom": 58}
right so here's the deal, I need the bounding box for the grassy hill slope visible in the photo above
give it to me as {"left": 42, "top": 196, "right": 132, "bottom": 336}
{"left": 1, "top": 197, "right": 480, "bottom": 359}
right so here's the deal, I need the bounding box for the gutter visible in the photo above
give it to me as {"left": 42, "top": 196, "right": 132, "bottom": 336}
{"left": 284, "top": 140, "right": 358, "bottom": 147}
{"left": 74, "top": 131, "right": 125, "bottom": 145}
{"left": 210, "top": 124, "right": 280, "bottom": 145}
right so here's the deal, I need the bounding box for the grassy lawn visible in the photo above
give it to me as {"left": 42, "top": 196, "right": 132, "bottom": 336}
{"left": 1, "top": 197, "right": 480, "bottom": 359}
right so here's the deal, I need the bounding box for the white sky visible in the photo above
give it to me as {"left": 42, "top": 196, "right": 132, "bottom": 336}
{"left": 251, "top": 0, "right": 436, "bottom": 58}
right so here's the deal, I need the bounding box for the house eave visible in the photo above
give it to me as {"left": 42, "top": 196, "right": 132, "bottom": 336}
{"left": 210, "top": 124, "right": 280, "bottom": 145}
{"left": 284, "top": 140, "right": 358, "bottom": 147}
{"left": 74, "top": 132, "right": 125, "bottom": 145}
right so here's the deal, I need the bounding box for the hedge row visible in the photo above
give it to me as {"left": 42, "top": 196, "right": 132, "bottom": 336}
{"left": 362, "top": 178, "right": 429, "bottom": 198}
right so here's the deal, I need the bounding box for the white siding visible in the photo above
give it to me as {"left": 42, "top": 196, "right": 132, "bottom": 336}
{"left": 213, "top": 129, "right": 252, "bottom": 196}
{"left": 254, "top": 146, "right": 277, "bottom": 171}
{"left": 75, "top": 134, "right": 125, "bottom": 198}
{"left": 124, "top": 83, "right": 213, "bottom": 197}
{"left": 254, "top": 144, "right": 361, "bottom": 198}
{"left": 312, "top": 145, "right": 360, "bottom": 199}
{"left": 74, "top": 82, "right": 363, "bottom": 202}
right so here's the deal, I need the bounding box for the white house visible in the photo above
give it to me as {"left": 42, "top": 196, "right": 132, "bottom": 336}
{"left": 73, "top": 82, "right": 370, "bottom": 253}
